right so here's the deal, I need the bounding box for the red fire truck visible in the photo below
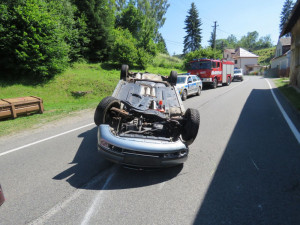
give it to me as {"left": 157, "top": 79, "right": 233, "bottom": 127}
{"left": 188, "top": 59, "right": 234, "bottom": 89}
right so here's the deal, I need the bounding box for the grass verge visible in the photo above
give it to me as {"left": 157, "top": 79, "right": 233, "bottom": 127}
{"left": 0, "top": 62, "right": 185, "bottom": 137}
{"left": 274, "top": 78, "right": 300, "bottom": 112}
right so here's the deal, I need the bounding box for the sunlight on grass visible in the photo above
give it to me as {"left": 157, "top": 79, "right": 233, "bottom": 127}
{"left": 274, "top": 78, "right": 300, "bottom": 111}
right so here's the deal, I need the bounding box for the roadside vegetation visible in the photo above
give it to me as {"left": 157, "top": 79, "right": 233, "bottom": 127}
{"left": 0, "top": 56, "right": 185, "bottom": 136}
{"left": 254, "top": 47, "right": 276, "bottom": 66}
{"left": 274, "top": 78, "right": 300, "bottom": 112}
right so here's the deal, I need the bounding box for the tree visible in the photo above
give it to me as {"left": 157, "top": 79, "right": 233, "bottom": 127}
{"left": 155, "top": 33, "right": 168, "bottom": 54}
{"left": 227, "top": 34, "right": 238, "bottom": 48}
{"left": 73, "top": 0, "right": 115, "bottom": 61}
{"left": 183, "top": 2, "right": 202, "bottom": 54}
{"left": 237, "top": 31, "right": 259, "bottom": 51}
{"left": 280, "top": 0, "right": 294, "bottom": 36}
{"left": 116, "top": 3, "right": 144, "bottom": 39}
{"left": 0, "top": 0, "right": 69, "bottom": 80}
{"left": 136, "top": 0, "right": 169, "bottom": 38}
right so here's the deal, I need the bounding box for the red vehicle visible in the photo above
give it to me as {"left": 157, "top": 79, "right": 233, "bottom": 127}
{"left": 188, "top": 59, "right": 234, "bottom": 89}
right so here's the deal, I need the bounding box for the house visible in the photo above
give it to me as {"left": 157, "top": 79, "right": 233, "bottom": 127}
{"left": 223, "top": 49, "right": 235, "bottom": 61}
{"left": 270, "top": 37, "right": 291, "bottom": 77}
{"left": 224, "top": 47, "right": 260, "bottom": 74}
{"left": 281, "top": 0, "right": 300, "bottom": 89}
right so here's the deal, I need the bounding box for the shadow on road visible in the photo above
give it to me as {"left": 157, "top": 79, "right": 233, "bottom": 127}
{"left": 193, "top": 89, "right": 300, "bottom": 224}
{"left": 53, "top": 127, "right": 183, "bottom": 190}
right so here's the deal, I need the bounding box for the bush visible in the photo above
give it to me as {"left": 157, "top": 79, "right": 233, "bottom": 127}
{"left": 183, "top": 48, "right": 223, "bottom": 69}
{"left": 110, "top": 28, "right": 138, "bottom": 67}
{"left": 0, "top": 0, "right": 70, "bottom": 80}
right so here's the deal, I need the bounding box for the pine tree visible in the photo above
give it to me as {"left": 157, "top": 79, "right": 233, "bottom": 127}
{"left": 280, "top": 0, "right": 294, "bottom": 36}
{"left": 183, "top": 3, "right": 202, "bottom": 54}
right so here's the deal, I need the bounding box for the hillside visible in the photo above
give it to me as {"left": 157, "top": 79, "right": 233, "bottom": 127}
{"left": 0, "top": 55, "right": 185, "bottom": 136}
{"left": 254, "top": 47, "right": 276, "bottom": 65}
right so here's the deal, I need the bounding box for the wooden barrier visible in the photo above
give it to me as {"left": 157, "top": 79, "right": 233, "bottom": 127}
{"left": 0, "top": 96, "right": 44, "bottom": 120}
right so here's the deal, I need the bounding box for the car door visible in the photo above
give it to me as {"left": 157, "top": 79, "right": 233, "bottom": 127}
{"left": 192, "top": 76, "right": 198, "bottom": 93}
{"left": 187, "top": 76, "right": 193, "bottom": 95}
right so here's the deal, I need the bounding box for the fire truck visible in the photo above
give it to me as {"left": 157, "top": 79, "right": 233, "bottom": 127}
{"left": 188, "top": 59, "right": 234, "bottom": 89}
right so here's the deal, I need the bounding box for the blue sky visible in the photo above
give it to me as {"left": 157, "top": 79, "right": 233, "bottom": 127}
{"left": 159, "top": 0, "right": 285, "bottom": 55}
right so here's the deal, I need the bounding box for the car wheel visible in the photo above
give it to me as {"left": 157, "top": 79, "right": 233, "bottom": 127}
{"left": 241, "top": 77, "right": 243, "bottom": 82}
{"left": 196, "top": 87, "right": 201, "bottom": 96}
{"left": 182, "top": 108, "right": 200, "bottom": 146}
{"left": 182, "top": 90, "right": 187, "bottom": 101}
{"left": 226, "top": 76, "right": 231, "bottom": 86}
{"left": 94, "top": 96, "right": 121, "bottom": 126}
{"left": 169, "top": 71, "right": 177, "bottom": 86}
{"left": 212, "top": 78, "right": 217, "bottom": 89}
{"left": 120, "top": 64, "right": 129, "bottom": 81}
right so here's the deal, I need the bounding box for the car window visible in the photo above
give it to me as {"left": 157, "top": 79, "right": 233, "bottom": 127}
{"left": 177, "top": 76, "right": 187, "bottom": 84}
{"left": 192, "top": 77, "right": 197, "bottom": 82}
{"left": 188, "top": 77, "right": 192, "bottom": 83}
{"left": 234, "top": 69, "right": 242, "bottom": 74}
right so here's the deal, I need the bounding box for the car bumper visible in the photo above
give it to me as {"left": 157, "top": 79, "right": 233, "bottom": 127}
{"left": 201, "top": 78, "right": 212, "bottom": 83}
{"left": 233, "top": 75, "right": 243, "bottom": 80}
{"left": 98, "top": 125, "right": 188, "bottom": 167}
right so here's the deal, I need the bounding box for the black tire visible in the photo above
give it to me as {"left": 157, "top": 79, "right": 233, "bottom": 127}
{"left": 226, "top": 76, "right": 231, "bottom": 86}
{"left": 196, "top": 86, "right": 201, "bottom": 96}
{"left": 94, "top": 96, "right": 121, "bottom": 126}
{"left": 182, "top": 108, "right": 200, "bottom": 146}
{"left": 212, "top": 78, "right": 217, "bottom": 89}
{"left": 120, "top": 64, "right": 129, "bottom": 81}
{"left": 182, "top": 90, "right": 187, "bottom": 101}
{"left": 169, "top": 71, "right": 177, "bottom": 86}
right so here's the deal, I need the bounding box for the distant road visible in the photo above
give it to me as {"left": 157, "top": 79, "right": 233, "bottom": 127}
{"left": 0, "top": 76, "right": 299, "bottom": 225}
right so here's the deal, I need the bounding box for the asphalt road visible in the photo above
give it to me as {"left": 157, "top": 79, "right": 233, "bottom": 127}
{"left": 0, "top": 76, "right": 300, "bottom": 225}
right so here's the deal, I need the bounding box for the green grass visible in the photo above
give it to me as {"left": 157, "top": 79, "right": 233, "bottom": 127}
{"left": 274, "top": 78, "right": 300, "bottom": 112}
{"left": 0, "top": 57, "right": 185, "bottom": 136}
{"left": 253, "top": 47, "right": 276, "bottom": 65}
{"left": 152, "top": 53, "right": 183, "bottom": 70}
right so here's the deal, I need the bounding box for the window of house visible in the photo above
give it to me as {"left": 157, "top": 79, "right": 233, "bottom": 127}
{"left": 234, "top": 60, "right": 237, "bottom": 64}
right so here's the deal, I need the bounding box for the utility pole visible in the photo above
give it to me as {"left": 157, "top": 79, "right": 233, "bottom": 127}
{"left": 212, "top": 21, "right": 218, "bottom": 58}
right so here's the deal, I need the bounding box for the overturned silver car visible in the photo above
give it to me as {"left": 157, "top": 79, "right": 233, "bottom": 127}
{"left": 94, "top": 65, "right": 200, "bottom": 167}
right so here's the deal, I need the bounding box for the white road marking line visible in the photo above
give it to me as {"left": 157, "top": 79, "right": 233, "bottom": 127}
{"left": 81, "top": 171, "right": 115, "bottom": 225}
{"left": 251, "top": 158, "right": 259, "bottom": 171}
{"left": 265, "top": 79, "right": 300, "bottom": 144}
{"left": 29, "top": 166, "right": 115, "bottom": 225}
{"left": 0, "top": 123, "right": 95, "bottom": 157}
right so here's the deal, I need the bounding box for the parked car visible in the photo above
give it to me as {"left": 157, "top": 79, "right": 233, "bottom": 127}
{"left": 175, "top": 74, "right": 202, "bottom": 101}
{"left": 233, "top": 69, "right": 244, "bottom": 81}
{"left": 94, "top": 65, "right": 200, "bottom": 168}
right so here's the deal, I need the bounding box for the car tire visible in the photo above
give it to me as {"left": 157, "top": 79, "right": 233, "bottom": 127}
{"left": 196, "top": 87, "right": 201, "bottom": 96}
{"left": 182, "top": 90, "right": 187, "bottom": 101}
{"left": 120, "top": 64, "right": 129, "bottom": 81}
{"left": 212, "top": 78, "right": 217, "bottom": 89}
{"left": 169, "top": 71, "right": 177, "bottom": 86}
{"left": 226, "top": 76, "right": 231, "bottom": 86}
{"left": 182, "top": 108, "right": 200, "bottom": 145}
{"left": 94, "top": 96, "right": 121, "bottom": 126}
